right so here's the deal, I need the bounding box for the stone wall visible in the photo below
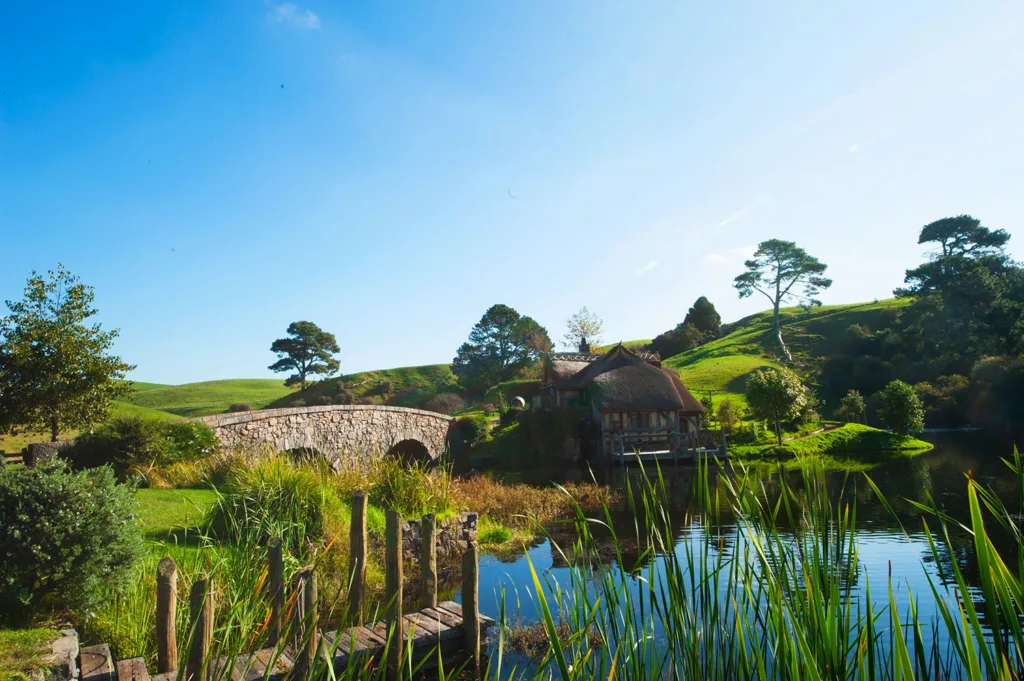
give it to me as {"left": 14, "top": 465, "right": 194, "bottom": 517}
{"left": 197, "top": 405, "right": 454, "bottom": 464}
{"left": 396, "top": 512, "right": 479, "bottom": 562}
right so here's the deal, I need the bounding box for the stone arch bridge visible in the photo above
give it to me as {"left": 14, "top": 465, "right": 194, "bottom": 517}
{"left": 197, "top": 405, "right": 454, "bottom": 463}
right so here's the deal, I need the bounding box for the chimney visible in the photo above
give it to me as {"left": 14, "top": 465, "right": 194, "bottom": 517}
{"left": 578, "top": 337, "right": 590, "bottom": 353}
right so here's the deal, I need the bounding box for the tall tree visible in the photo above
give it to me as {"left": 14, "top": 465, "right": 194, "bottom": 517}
{"left": 877, "top": 380, "right": 925, "bottom": 436}
{"left": 0, "top": 265, "right": 135, "bottom": 441}
{"left": 839, "top": 389, "right": 865, "bottom": 423}
{"left": 733, "top": 239, "right": 832, "bottom": 361}
{"left": 746, "top": 366, "right": 811, "bottom": 445}
{"left": 563, "top": 306, "right": 603, "bottom": 351}
{"left": 915, "top": 214, "right": 1010, "bottom": 259}
{"left": 683, "top": 296, "right": 721, "bottom": 338}
{"left": 268, "top": 321, "right": 340, "bottom": 390}
{"left": 453, "top": 304, "right": 551, "bottom": 391}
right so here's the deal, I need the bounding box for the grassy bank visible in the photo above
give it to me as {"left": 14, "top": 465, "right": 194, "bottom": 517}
{"left": 730, "top": 423, "right": 933, "bottom": 462}
{"left": 0, "top": 627, "right": 58, "bottom": 681}
{"left": 126, "top": 379, "right": 293, "bottom": 417}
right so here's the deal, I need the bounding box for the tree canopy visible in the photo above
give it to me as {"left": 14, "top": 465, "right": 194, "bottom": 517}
{"left": 268, "top": 321, "right": 340, "bottom": 390}
{"left": 877, "top": 380, "right": 924, "bottom": 436}
{"left": 0, "top": 265, "right": 135, "bottom": 441}
{"left": 746, "top": 366, "right": 811, "bottom": 445}
{"left": 563, "top": 306, "right": 603, "bottom": 351}
{"left": 649, "top": 296, "right": 721, "bottom": 359}
{"left": 453, "top": 304, "right": 551, "bottom": 392}
{"left": 734, "top": 239, "right": 832, "bottom": 361}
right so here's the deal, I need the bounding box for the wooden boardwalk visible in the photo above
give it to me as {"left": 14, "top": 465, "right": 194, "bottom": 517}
{"left": 81, "top": 602, "right": 494, "bottom": 681}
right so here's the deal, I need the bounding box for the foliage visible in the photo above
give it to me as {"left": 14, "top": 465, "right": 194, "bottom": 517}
{"left": 453, "top": 414, "right": 491, "bottom": 449}
{"left": 0, "top": 461, "right": 144, "bottom": 623}
{"left": 227, "top": 403, "right": 251, "bottom": 412}
{"left": 422, "top": 392, "right": 466, "bottom": 415}
{"left": 0, "top": 627, "right": 58, "bottom": 681}
{"left": 745, "top": 366, "right": 811, "bottom": 444}
{"left": 366, "top": 459, "right": 455, "bottom": 519}
{"left": 450, "top": 475, "right": 616, "bottom": 529}
{"left": 648, "top": 296, "right": 721, "bottom": 359}
{"left": 563, "top": 306, "right": 603, "bottom": 351}
{"left": 453, "top": 304, "right": 552, "bottom": 392}
{"left": 877, "top": 380, "right": 925, "bottom": 435}
{"left": 0, "top": 265, "right": 135, "bottom": 442}
{"left": 70, "top": 416, "right": 217, "bottom": 478}
{"left": 838, "top": 389, "right": 865, "bottom": 422}
{"left": 267, "top": 364, "right": 457, "bottom": 411}
{"left": 729, "top": 422, "right": 932, "bottom": 460}
{"left": 717, "top": 398, "right": 738, "bottom": 432}
{"left": 268, "top": 321, "right": 341, "bottom": 390}
{"left": 733, "top": 239, "right": 833, "bottom": 360}
{"left": 699, "top": 394, "right": 714, "bottom": 429}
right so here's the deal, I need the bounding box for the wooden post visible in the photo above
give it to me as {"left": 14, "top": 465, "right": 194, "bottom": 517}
{"left": 421, "top": 513, "right": 437, "bottom": 609}
{"left": 186, "top": 578, "right": 213, "bottom": 681}
{"left": 291, "top": 567, "right": 318, "bottom": 681}
{"left": 156, "top": 557, "right": 178, "bottom": 674}
{"left": 462, "top": 540, "right": 481, "bottom": 677}
{"left": 267, "top": 537, "right": 285, "bottom": 647}
{"left": 385, "top": 510, "right": 403, "bottom": 681}
{"left": 347, "top": 491, "right": 368, "bottom": 626}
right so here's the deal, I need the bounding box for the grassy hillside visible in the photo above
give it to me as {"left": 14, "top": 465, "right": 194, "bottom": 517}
{"left": 127, "top": 379, "right": 294, "bottom": 417}
{"left": 128, "top": 381, "right": 168, "bottom": 392}
{"left": 664, "top": 299, "right": 909, "bottom": 410}
{"left": 268, "top": 364, "right": 458, "bottom": 410}
{"left": 0, "top": 400, "right": 183, "bottom": 453}
{"left": 731, "top": 423, "right": 933, "bottom": 462}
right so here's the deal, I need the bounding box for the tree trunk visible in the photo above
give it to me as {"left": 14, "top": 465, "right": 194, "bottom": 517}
{"left": 50, "top": 416, "right": 59, "bottom": 443}
{"left": 772, "top": 303, "right": 792, "bottom": 362}
{"left": 774, "top": 419, "right": 782, "bottom": 446}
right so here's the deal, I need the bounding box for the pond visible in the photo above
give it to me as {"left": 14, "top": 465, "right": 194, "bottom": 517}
{"left": 459, "top": 431, "right": 1023, "bottom": 677}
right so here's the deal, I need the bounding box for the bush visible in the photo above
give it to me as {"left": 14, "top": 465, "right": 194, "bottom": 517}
{"left": 334, "top": 388, "right": 354, "bottom": 405}
{"left": 423, "top": 393, "right": 466, "bottom": 415}
{"left": 228, "top": 403, "right": 252, "bottom": 413}
{"left": 481, "top": 403, "right": 497, "bottom": 415}
{"left": 454, "top": 414, "right": 490, "bottom": 449}
{"left": 0, "top": 461, "right": 145, "bottom": 622}
{"left": 69, "top": 417, "right": 217, "bottom": 477}
{"left": 877, "top": 380, "right": 925, "bottom": 435}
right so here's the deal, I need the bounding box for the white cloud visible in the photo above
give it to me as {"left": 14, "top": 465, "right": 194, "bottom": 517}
{"left": 635, "top": 260, "right": 658, "bottom": 276}
{"left": 848, "top": 143, "right": 860, "bottom": 152}
{"left": 718, "top": 207, "right": 752, "bottom": 228}
{"left": 704, "top": 253, "right": 729, "bottom": 264}
{"left": 703, "top": 245, "right": 756, "bottom": 266}
{"left": 269, "top": 3, "right": 321, "bottom": 29}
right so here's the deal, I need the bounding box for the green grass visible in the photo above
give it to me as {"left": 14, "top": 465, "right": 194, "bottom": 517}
{"left": 127, "top": 381, "right": 168, "bottom": 392}
{"left": 126, "top": 379, "right": 294, "bottom": 417}
{"left": 730, "top": 423, "right": 933, "bottom": 461}
{"left": 0, "top": 627, "right": 58, "bottom": 681}
{"left": 268, "top": 364, "right": 458, "bottom": 410}
{"left": 0, "top": 401, "right": 182, "bottom": 453}
{"left": 134, "top": 488, "right": 219, "bottom": 538}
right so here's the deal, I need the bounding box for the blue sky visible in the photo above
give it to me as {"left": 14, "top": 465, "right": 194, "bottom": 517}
{"left": 2, "top": 1, "right": 1022, "bottom": 384}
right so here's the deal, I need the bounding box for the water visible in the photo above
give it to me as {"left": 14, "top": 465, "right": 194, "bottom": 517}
{"left": 461, "top": 431, "right": 1022, "bottom": 674}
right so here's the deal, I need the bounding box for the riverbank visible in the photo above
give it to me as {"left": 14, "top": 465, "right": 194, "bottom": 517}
{"left": 729, "top": 423, "right": 933, "bottom": 464}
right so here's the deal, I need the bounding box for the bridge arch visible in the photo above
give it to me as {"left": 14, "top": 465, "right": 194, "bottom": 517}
{"left": 197, "top": 405, "right": 454, "bottom": 464}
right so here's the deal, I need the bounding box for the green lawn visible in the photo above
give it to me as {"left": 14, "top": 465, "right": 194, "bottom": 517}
{"left": 126, "top": 379, "right": 294, "bottom": 417}
{"left": 127, "top": 381, "right": 168, "bottom": 392}
{"left": 134, "top": 488, "right": 219, "bottom": 538}
{"left": 731, "top": 423, "right": 933, "bottom": 461}
{"left": 0, "top": 628, "right": 58, "bottom": 681}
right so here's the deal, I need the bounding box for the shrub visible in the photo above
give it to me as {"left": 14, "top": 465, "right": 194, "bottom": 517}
{"left": 0, "top": 461, "right": 145, "bottom": 622}
{"left": 481, "top": 403, "right": 497, "bottom": 415}
{"left": 367, "top": 459, "right": 456, "bottom": 519}
{"left": 69, "top": 417, "right": 217, "bottom": 478}
{"left": 423, "top": 393, "right": 465, "bottom": 415}
{"left": 877, "top": 380, "right": 925, "bottom": 435}
{"left": 228, "top": 403, "right": 252, "bottom": 413}
{"left": 313, "top": 394, "right": 334, "bottom": 406}
{"left": 334, "top": 388, "right": 354, "bottom": 405}
{"left": 454, "top": 414, "right": 490, "bottom": 449}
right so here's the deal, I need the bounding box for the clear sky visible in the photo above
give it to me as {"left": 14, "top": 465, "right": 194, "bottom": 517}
{"left": 2, "top": 1, "right": 1022, "bottom": 385}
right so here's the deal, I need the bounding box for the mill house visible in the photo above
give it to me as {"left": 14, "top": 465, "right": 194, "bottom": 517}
{"left": 539, "top": 342, "right": 706, "bottom": 458}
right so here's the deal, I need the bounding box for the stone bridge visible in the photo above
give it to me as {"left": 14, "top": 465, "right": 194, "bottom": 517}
{"left": 197, "top": 405, "right": 454, "bottom": 463}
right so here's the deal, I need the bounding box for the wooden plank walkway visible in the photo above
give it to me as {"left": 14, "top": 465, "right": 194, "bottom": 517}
{"left": 137, "top": 602, "right": 493, "bottom": 681}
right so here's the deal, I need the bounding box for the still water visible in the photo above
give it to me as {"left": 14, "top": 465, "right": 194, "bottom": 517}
{"left": 457, "top": 432, "right": 1022, "bottom": 673}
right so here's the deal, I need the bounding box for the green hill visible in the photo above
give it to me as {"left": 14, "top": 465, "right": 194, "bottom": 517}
{"left": 126, "top": 379, "right": 294, "bottom": 417}
{"left": 664, "top": 299, "right": 910, "bottom": 410}
{"left": 268, "top": 364, "right": 458, "bottom": 410}
{"left": 0, "top": 400, "right": 182, "bottom": 453}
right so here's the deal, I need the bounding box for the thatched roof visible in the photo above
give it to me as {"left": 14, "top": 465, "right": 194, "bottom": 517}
{"left": 576, "top": 345, "right": 705, "bottom": 413}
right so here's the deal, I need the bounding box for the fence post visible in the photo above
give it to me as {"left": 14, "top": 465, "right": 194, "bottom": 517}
{"left": 348, "top": 491, "right": 368, "bottom": 626}
{"left": 185, "top": 578, "right": 213, "bottom": 681}
{"left": 462, "top": 540, "right": 480, "bottom": 677}
{"left": 385, "top": 510, "right": 403, "bottom": 681}
{"left": 421, "top": 513, "right": 437, "bottom": 609}
{"left": 156, "top": 557, "right": 178, "bottom": 674}
{"left": 268, "top": 537, "right": 285, "bottom": 647}
{"left": 291, "top": 567, "right": 318, "bottom": 681}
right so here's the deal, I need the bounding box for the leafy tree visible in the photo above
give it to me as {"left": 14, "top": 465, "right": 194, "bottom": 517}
{"left": 268, "top": 321, "right": 340, "bottom": 390}
{"left": 563, "top": 306, "right": 603, "bottom": 351}
{"left": 717, "top": 398, "right": 738, "bottom": 433}
{"left": 684, "top": 296, "right": 722, "bottom": 338}
{"left": 839, "top": 389, "right": 865, "bottom": 423}
{"left": 699, "top": 394, "right": 714, "bottom": 430}
{"left": 746, "top": 366, "right": 811, "bottom": 445}
{"left": 915, "top": 214, "right": 1010, "bottom": 259}
{"left": 453, "top": 304, "right": 551, "bottom": 392}
{"left": 0, "top": 265, "right": 135, "bottom": 442}
{"left": 733, "top": 239, "right": 833, "bottom": 361}
{"left": 877, "top": 380, "right": 925, "bottom": 435}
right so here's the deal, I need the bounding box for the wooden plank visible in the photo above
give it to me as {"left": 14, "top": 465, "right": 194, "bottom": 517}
{"left": 420, "top": 513, "right": 437, "bottom": 609}
{"left": 438, "top": 601, "right": 494, "bottom": 625}
{"left": 116, "top": 657, "right": 150, "bottom": 681}
{"left": 420, "top": 607, "right": 462, "bottom": 630}
{"left": 155, "top": 557, "right": 178, "bottom": 674}
{"left": 347, "top": 491, "right": 368, "bottom": 626}
{"left": 267, "top": 538, "right": 285, "bottom": 647}
{"left": 462, "top": 541, "right": 481, "bottom": 677}
{"left": 80, "top": 644, "right": 113, "bottom": 681}
{"left": 405, "top": 612, "right": 457, "bottom": 641}
{"left": 151, "top": 673, "right": 173, "bottom": 681}
{"left": 384, "top": 509, "right": 403, "bottom": 681}
{"left": 186, "top": 579, "right": 214, "bottom": 681}
{"left": 237, "top": 649, "right": 293, "bottom": 681}
{"left": 207, "top": 656, "right": 243, "bottom": 681}
{"left": 399, "top": 615, "right": 434, "bottom": 642}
